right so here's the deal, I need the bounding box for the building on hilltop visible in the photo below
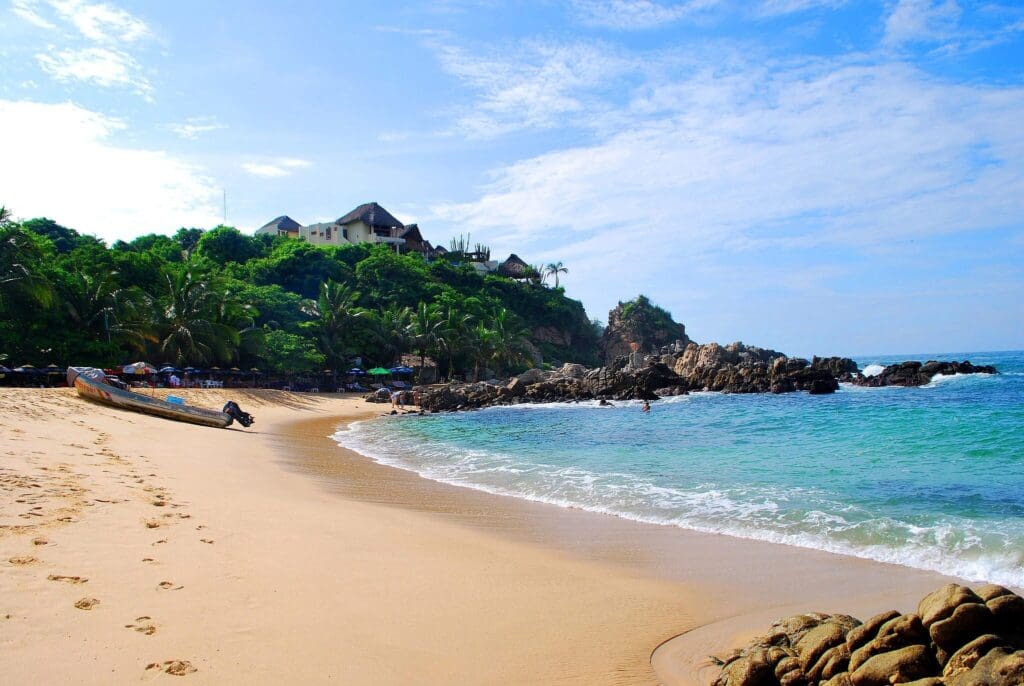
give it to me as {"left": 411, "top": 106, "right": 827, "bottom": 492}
{"left": 255, "top": 215, "right": 302, "bottom": 238}
{"left": 255, "top": 202, "right": 436, "bottom": 255}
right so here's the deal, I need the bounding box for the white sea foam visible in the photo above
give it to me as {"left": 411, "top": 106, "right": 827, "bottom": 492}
{"left": 862, "top": 364, "right": 885, "bottom": 377}
{"left": 334, "top": 419, "right": 1024, "bottom": 588}
{"left": 922, "top": 372, "right": 994, "bottom": 388}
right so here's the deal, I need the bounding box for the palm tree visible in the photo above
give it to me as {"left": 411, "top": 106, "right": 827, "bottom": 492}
{"left": 438, "top": 307, "right": 474, "bottom": 380}
{"left": 301, "top": 280, "right": 365, "bottom": 371}
{"left": 0, "top": 225, "right": 53, "bottom": 308}
{"left": 367, "top": 304, "right": 413, "bottom": 366}
{"left": 466, "top": 321, "right": 495, "bottom": 382}
{"left": 411, "top": 302, "right": 444, "bottom": 383}
{"left": 153, "top": 269, "right": 238, "bottom": 365}
{"left": 487, "top": 308, "right": 531, "bottom": 374}
{"left": 544, "top": 261, "right": 568, "bottom": 288}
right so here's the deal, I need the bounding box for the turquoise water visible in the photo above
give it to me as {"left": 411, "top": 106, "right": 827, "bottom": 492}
{"left": 336, "top": 351, "right": 1024, "bottom": 586}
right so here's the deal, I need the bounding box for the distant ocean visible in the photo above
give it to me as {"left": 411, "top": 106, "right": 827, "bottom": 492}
{"left": 335, "top": 350, "right": 1024, "bottom": 587}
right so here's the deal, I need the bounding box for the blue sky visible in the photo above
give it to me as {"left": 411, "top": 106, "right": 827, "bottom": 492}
{"left": 1, "top": 0, "right": 1022, "bottom": 356}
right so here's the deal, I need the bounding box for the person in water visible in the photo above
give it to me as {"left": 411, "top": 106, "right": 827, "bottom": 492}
{"left": 641, "top": 400, "right": 651, "bottom": 413}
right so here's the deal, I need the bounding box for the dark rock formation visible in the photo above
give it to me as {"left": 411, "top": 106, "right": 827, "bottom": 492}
{"left": 710, "top": 584, "right": 1024, "bottom": 686}
{"left": 853, "top": 361, "right": 996, "bottom": 388}
{"left": 599, "top": 295, "right": 689, "bottom": 363}
{"left": 661, "top": 342, "right": 846, "bottom": 395}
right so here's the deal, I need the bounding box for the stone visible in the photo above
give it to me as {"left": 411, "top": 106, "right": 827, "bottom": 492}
{"left": 846, "top": 611, "right": 902, "bottom": 654}
{"left": 716, "top": 648, "right": 777, "bottom": 686}
{"left": 918, "top": 584, "right": 984, "bottom": 628}
{"left": 947, "top": 646, "right": 1024, "bottom": 686}
{"left": 985, "top": 594, "right": 1024, "bottom": 635}
{"left": 797, "top": 621, "right": 851, "bottom": 671}
{"left": 929, "top": 602, "right": 994, "bottom": 653}
{"left": 849, "top": 614, "right": 929, "bottom": 672}
{"left": 975, "top": 585, "right": 1013, "bottom": 603}
{"left": 850, "top": 644, "right": 939, "bottom": 686}
{"left": 943, "top": 634, "right": 1008, "bottom": 679}
{"left": 821, "top": 674, "right": 854, "bottom": 686}
{"left": 516, "top": 368, "right": 546, "bottom": 385}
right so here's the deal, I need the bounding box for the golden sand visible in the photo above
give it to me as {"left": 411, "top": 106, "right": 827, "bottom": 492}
{"left": 0, "top": 388, "right": 961, "bottom": 684}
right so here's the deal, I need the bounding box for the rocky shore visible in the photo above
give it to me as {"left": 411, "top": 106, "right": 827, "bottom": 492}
{"left": 412, "top": 341, "right": 997, "bottom": 412}
{"left": 710, "top": 583, "right": 1024, "bottom": 686}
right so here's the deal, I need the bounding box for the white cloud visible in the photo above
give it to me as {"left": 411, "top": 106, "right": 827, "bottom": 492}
{"left": 757, "top": 0, "right": 846, "bottom": 16}
{"left": 432, "top": 60, "right": 1024, "bottom": 319}
{"left": 571, "top": 0, "right": 721, "bottom": 29}
{"left": 883, "top": 0, "right": 961, "bottom": 46}
{"left": 169, "top": 116, "right": 226, "bottom": 140}
{"left": 437, "top": 41, "right": 636, "bottom": 137}
{"left": 35, "top": 45, "right": 150, "bottom": 92}
{"left": 48, "top": 0, "right": 150, "bottom": 43}
{"left": 12, "top": 0, "right": 150, "bottom": 43}
{"left": 0, "top": 99, "right": 221, "bottom": 242}
{"left": 13, "top": 1, "right": 154, "bottom": 95}
{"left": 241, "top": 158, "right": 312, "bottom": 178}
{"left": 11, "top": 0, "right": 56, "bottom": 28}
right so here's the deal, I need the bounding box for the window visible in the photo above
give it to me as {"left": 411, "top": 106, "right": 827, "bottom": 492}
{"left": 326, "top": 226, "right": 332, "bottom": 240}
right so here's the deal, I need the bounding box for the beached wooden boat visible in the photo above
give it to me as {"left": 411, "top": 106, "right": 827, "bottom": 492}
{"left": 68, "top": 367, "right": 233, "bottom": 428}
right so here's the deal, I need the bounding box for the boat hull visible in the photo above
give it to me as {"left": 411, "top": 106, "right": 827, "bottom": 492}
{"left": 68, "top": 367, "right": 233, "bottom": 429}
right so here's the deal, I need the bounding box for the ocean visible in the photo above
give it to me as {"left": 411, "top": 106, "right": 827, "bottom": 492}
{"left": 335, "top": 350, "right": 1024, "bottom": 587}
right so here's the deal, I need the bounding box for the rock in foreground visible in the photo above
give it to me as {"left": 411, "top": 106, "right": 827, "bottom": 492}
{"left": 710, "top": 583, "right": 1024, "bottom": 686}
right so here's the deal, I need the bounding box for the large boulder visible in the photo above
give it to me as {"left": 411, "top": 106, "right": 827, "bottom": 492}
{"left": 849, "top": 644, "right": 938, "bottom": 686}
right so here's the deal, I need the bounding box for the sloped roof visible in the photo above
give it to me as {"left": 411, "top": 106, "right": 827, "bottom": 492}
{"left": 256, "top": 215, "right": 301, "bottom": 234}
{"left": 336, "top": 202, "right": 404, "bottom": 229}
{"left": 497, "top": 253, "right": 531, "bottom": 278}
{"left": 399, "top": 224, "right": 423, "bottom": 241}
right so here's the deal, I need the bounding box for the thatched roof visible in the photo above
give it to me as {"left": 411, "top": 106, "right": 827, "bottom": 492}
{"left": 497, "top": 253, "right": 531, "bottom": 278}
{"left": 256, "top": 215, "right": 301, "bottom": 234}
{"left": 336, "top": 202, "right": 403, "bottom": 229}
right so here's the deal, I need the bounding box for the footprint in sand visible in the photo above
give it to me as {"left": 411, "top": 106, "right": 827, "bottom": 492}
{"left": 141, "top": 557, "right": 156, "bottom": 563}
{"left": 8, "top": 555, "right": 38, "bottom": 566}
{"left": 157, "top": 581, "right": 183, "bottom": 591}
{"left": 125, "top": 616, "right": 156, "bottom": 635}
{"left": 74, "top": 597, "right": 100, "bottom": 610}
{"left": 48, "top": 574, "right": 88, "bottom": 584}
{"left": 199, "top": 539, "right": 214, "bottom": 545}
{"left": 151, "top": 539, "right": 167, "bottom": 546}
{"left": 146, "top": 660, "right": 196, "bottom": 676}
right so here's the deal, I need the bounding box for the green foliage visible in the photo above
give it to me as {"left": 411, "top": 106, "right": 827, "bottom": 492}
{"left": 0, "top": 209, "right": 599, "bottom": 376}
{"left": 614, "top": 295, "right": 686, "bottom": 352}
{"left": 263, "top": 329, "right": 325, "bottom": 374}
{"left": 196, "top": 225, "right": 262, "bottom": 265}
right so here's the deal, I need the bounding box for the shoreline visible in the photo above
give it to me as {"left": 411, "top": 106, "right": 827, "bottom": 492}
{"left": 277, "top": 408, "right": 981, "bottom": 684}
{"left": 0, "top": 388, "right": 993, "bottom": 684}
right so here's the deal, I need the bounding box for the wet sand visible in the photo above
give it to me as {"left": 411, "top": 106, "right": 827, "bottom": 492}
{"left": 0, "top": 388, "right": 969, "bottom": 684}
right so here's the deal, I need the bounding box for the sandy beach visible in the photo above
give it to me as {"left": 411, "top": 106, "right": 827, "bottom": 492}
{"left": 1, "top": 388, "right": 969, "bottom": 684}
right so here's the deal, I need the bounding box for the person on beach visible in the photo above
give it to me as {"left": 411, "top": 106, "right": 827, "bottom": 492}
{"left": 641, "top": 400, "right": 651, "bottom": 413}
{"left": 599, "top": 399, "right": 614, "bottom": 407}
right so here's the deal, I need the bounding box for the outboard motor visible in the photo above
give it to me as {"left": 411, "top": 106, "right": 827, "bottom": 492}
{"left": 222, "top": 400, "right": 254, "bottom": 428}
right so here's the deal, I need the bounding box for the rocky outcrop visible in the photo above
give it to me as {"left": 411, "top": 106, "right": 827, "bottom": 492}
{"left": 599, "top": 295, "right": 689, "bottom": 363}
{"left": 660, "top": 342, "right": 845, "bottom": 394}
{"left": 711, "top": 584, "right": 1024, "bottom": 686}
{"left": 853, "top": 361, "right": 997, "bottom": 388}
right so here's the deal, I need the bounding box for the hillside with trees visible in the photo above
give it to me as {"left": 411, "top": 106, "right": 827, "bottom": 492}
{"left": 0, "top": 208, "right": 599, "bottom": 380}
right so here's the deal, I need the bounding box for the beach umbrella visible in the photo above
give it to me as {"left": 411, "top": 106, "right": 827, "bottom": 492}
{"left": 158, "top": 366, "right": 182, "bottom": 374}
{"left": 15, "top": 364, "right": 43, "bottom": 375}
{"left": 0, "top": 365, "right": 10, "bottom": 373}
{"left": 123, "top": 361, "right": 156, "bottom": 375}
{"left": 367, "top": 367, "right": 390, "bottom": 376}
{"left": 250, "top": 367, "right": 262, "bottom": 374}
{"left": 347, "top": 368, "right": 366, "bottom": 376}
{"left": 45, "top": 363, "right": 65, "bottom": 375}
{"left": 389, "top": 366, "right": 414, "bottom": 375}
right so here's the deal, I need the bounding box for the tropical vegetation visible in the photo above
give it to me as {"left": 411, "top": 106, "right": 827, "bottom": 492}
{"left": 0, "top": 208, "right": 600, "bottom": 380}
